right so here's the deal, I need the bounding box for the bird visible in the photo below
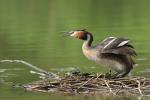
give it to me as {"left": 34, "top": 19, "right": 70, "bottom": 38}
{"left": 65, "top": 29, "right": 137, "bottom": 79}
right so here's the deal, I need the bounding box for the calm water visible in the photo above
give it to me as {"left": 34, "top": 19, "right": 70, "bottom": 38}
{"left": 0, "top": 0, "right": 150, "bottom": 100}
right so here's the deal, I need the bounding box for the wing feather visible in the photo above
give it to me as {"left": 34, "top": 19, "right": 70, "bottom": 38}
{"left": 100, "top": 37, "right": 136, "bottom": 56}
{"left": 102, "top": 46, "right": 137, "bottom": 56}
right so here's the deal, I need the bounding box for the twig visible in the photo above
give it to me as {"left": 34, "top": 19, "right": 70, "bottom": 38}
{"left": 136, "top": 80, "right": 143, "bottom": 96}
{"left": 0, "top": 59, "right": 60, "bottom": 79}
{"left": 77, "top": 76, "right": 94, "bottom": 90}
{"left": 104, "top": 80, "right": 114, "bottom": 94}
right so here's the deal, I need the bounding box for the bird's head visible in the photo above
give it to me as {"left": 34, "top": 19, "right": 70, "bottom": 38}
{"left": 64, "top": 29, "right": 92, "bottom": 40}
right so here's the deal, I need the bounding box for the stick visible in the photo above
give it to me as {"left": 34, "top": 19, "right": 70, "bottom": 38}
{"left": 0, "top": 59, "right": 60, "bottom": 80}
{"left": 104, "top": 80, "right": 114, "bottom": 94}
{"left": 77, "top": 77, "right": 94, "bottom": 90}
{"left": 136, "top": 80, "right": 143, "bottom": 96}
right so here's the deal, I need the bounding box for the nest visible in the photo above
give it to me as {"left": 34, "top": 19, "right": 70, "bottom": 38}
{"left": 23, "top": 72, "right": 150, "bottom": 96}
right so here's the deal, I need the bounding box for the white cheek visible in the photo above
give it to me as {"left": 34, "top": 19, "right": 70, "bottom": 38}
{"left": 70, "top": 32, "right": 77, "bottom": 37}
{"left": 70, "top": 33, "right": 75, "bottom": 36}
{"left": 71, "top": 31, "right": 81, "bottom": 37}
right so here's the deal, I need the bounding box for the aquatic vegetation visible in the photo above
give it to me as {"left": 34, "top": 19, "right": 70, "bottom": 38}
{"left": 23, "top": 72, "right": 150, "bottom": 96}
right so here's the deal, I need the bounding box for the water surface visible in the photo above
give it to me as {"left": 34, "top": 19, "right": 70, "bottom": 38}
{"left": 0, "top": 0, "right": 150, "bottom": 100}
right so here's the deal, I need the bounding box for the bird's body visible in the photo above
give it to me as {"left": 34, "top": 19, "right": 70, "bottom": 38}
{"left": 65, "top": 29, "right": 137, "bottom": 78}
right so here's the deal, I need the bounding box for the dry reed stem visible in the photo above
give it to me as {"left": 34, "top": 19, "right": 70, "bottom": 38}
{"left": 23, "top": 73, "right": 150, "bottom": 96}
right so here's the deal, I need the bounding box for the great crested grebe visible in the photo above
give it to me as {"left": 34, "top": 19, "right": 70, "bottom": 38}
{"left": 65, "top": 29, "right": 137, "bottom": 78}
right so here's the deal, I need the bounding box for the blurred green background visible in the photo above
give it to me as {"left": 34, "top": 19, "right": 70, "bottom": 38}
{"left": 0, "top": 0, "right": 150, "bottom": 100}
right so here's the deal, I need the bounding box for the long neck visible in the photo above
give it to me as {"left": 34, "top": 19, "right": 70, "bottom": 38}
{"left": 82, "top": 34, "right": 93, "bottom": 49}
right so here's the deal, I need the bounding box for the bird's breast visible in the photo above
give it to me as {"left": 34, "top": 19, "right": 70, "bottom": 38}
{"left": 82, "top": 48, "right": 99, "bottom": 62}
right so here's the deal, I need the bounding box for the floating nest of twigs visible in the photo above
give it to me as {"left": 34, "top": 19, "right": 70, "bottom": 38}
{"left": 23, "top": 72, "right": 150, "bottom": 96}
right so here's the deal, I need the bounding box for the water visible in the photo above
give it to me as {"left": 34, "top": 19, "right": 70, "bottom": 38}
{"left": 0, "top": 0, "right": 150, "bottom": 100}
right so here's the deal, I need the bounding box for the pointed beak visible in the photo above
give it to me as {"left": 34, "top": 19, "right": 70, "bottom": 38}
{"left": 63, "top": 31, "right": 74, "bottom": 37}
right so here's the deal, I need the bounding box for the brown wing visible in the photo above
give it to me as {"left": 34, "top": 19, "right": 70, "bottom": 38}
{"left": 100, "top": 37, "right": 137, "bottom": 56}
